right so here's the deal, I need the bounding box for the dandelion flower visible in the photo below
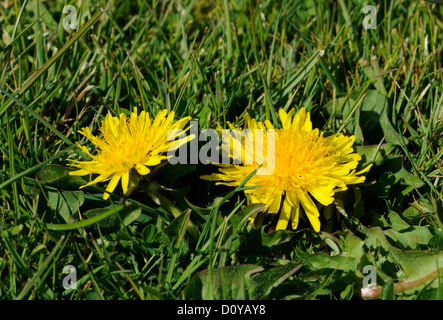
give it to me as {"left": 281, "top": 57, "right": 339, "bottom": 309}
{"left": 68, "top": 108, "right": 194, "bottom": 200}
{"left": 202, "top": 108, "right": 371, "bottom": 232}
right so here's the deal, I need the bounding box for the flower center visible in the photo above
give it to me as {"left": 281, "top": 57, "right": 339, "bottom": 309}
{"left": 258, "top": 127, "right": 334, "bottom": 190}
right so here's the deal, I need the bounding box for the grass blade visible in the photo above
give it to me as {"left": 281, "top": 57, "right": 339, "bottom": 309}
{"left": 18, "top": 9, "right": 104, "bottom": 95}
{"left": 15, "top": 235, "right": 65, "bottom": 300}
{"left": 45, "top": 205, "right": 124, "bottom": 231}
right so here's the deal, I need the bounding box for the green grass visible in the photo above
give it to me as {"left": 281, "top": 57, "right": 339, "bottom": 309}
{"left": 0, "top": 0, "right": 442, "bottom": 300}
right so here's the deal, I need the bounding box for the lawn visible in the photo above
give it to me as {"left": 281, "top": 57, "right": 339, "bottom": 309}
{"left": 0, "top": 0, "right": 442, "bottom": 301}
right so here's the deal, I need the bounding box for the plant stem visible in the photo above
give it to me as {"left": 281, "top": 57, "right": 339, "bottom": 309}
{"left": 360, "top": 268, "right": 443, "bottom": 299}
{"left": 146, "top": 180, "right": 199, "bottom": 240}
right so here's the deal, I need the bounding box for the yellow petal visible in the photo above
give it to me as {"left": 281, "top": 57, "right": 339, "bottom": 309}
{"left": 76, "top": 143, "right": 95, "bottom": 159}
{"left": 79, "top": 173, "right": 111, "bottom": 189}
{"left": 172, "top": 116, "right": 192, "bottom": 130}
{"left": 302, "top": 109, "right": 312, "bottom": 132}
{"left": 263, "top": 119, "right": 274, "bottom": 130}
{"left": 121, "top": 170, "right": 129, "bottom": 195}
{"left": 78, "top": 127, "right": 103, "bottom": 148}
{"left": 103, "top": 174, "right": 121, "bottom": 200}
{"left": 164, "top": 110, "right": 175, "bottom": 128}
{"left": 135, "top": 163, "right": 150, "bottom": 175}
{"left": 309, "top": 186, "right": 335, "bottom": 207}
{"left": 278, "top": 108, "right": 293, "bottom": 129}
{"left": 286, "top": 191, "right": 300, "bottom": 230}
{"left": 276, "top": 197, "right": 292, "bottom": 230}
{"left": 298, "top": 190, "right": 321, "bottom": 232}
{"left": 153, "top": 109, "right": 168, "bottom": 127}
{"left": 143, "top": 156, "right": 164, "bottom": 167}
{"left": 68, "top": 169, "right": 90, "bottom": 176}
{"left": 291, "top": 204, "right": 300, "bottom": 230}
{"left": 268, "top": 192, "right": 282, "bottom": 213}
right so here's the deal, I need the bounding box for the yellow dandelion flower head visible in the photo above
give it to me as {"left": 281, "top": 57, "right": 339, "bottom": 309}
{"left": 202, "top": 107, "right": 371, "bottom": 232}
{"left": 68, "top": 108, "right": 194, "bottom": 200}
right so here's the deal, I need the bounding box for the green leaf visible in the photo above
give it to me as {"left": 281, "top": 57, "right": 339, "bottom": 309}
{"left": 45, "top": 205, "right": 125, "bottom": 231}
{"left": 359, "top": 90, "right": 404, "bottom": 146}
{"left": 164, "top": 209, "right": 191, "bottom": 241}
{"left": 142, "top": 224, "right": 158, "bottom": 244}
{"left": 395, "top": 169, "right": 425, "bottom": 189}
{"left": 325, "top": 90, "right": 405, "bottom": 145}
{"left": 86, "top": 291, "right": 103, "bottom": 300}
{"left": 81, "top": 205, "right": 141, "bottom": 234}
{"left": 340, "top": 231, "right": 365, "bottom": 259}
{"left": 184, "top": 262, "right": 301, "bottom": 300}
{"left": 185, "top": 199, "right": 211, "bottom": 220}
{"left": 324, "top": 94, "right": 356, "bottom": 133}
{"left": 402, "top": 200, "right": 433, "bottom": 223}
{"left": 355, "top": 143, "right": 396, "bottom": 168}
{"left": 260, "top": 229, "right": 297, "bottom": 248}
{"left": 387, "top": 211, "right": 411, "bottom": 231}
{"left": 239, "top": 227, "right": 298, "bottom": 257}
{"left": 429, "top": 234, "right": 443, "bottom": 251}
{"left": 119, "top": 205, "right": 142, "bottom": 228}
{"left": 37, "top": 164, "right": 89, "bottom": 189}
{"left": 296, "top": 248, "right": 360, "bottom": 272}
{"left": 385, "top": 226, "right": 433, "bottom": 250}
{"left": 229, "top": 203, "right": 265, "bottom": 233}
{"left": 378, "top": 172, "right": 395, "bottom": 198}
{"left": 185, "top": 264, "right": 263, "bottom": 299}
{"left": 382, "top": 156, "right": 424, "bottom": 189}
{"left": 47, "top": 189, "right": 85, "bottom": 223}
{"left": 358, "top": 90, "right": 387, "bottom": 142}
{"left": 362, "top": 228, "right": 443, "bottom": 283}
{"left": 248, "top": 263, "right": 302, "bottom": 299}
{"left": 37, "top": 164, "right": 71, "bottom": 184}
{"left": 381, "top": 280, "right": 395, "bottom": 300}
